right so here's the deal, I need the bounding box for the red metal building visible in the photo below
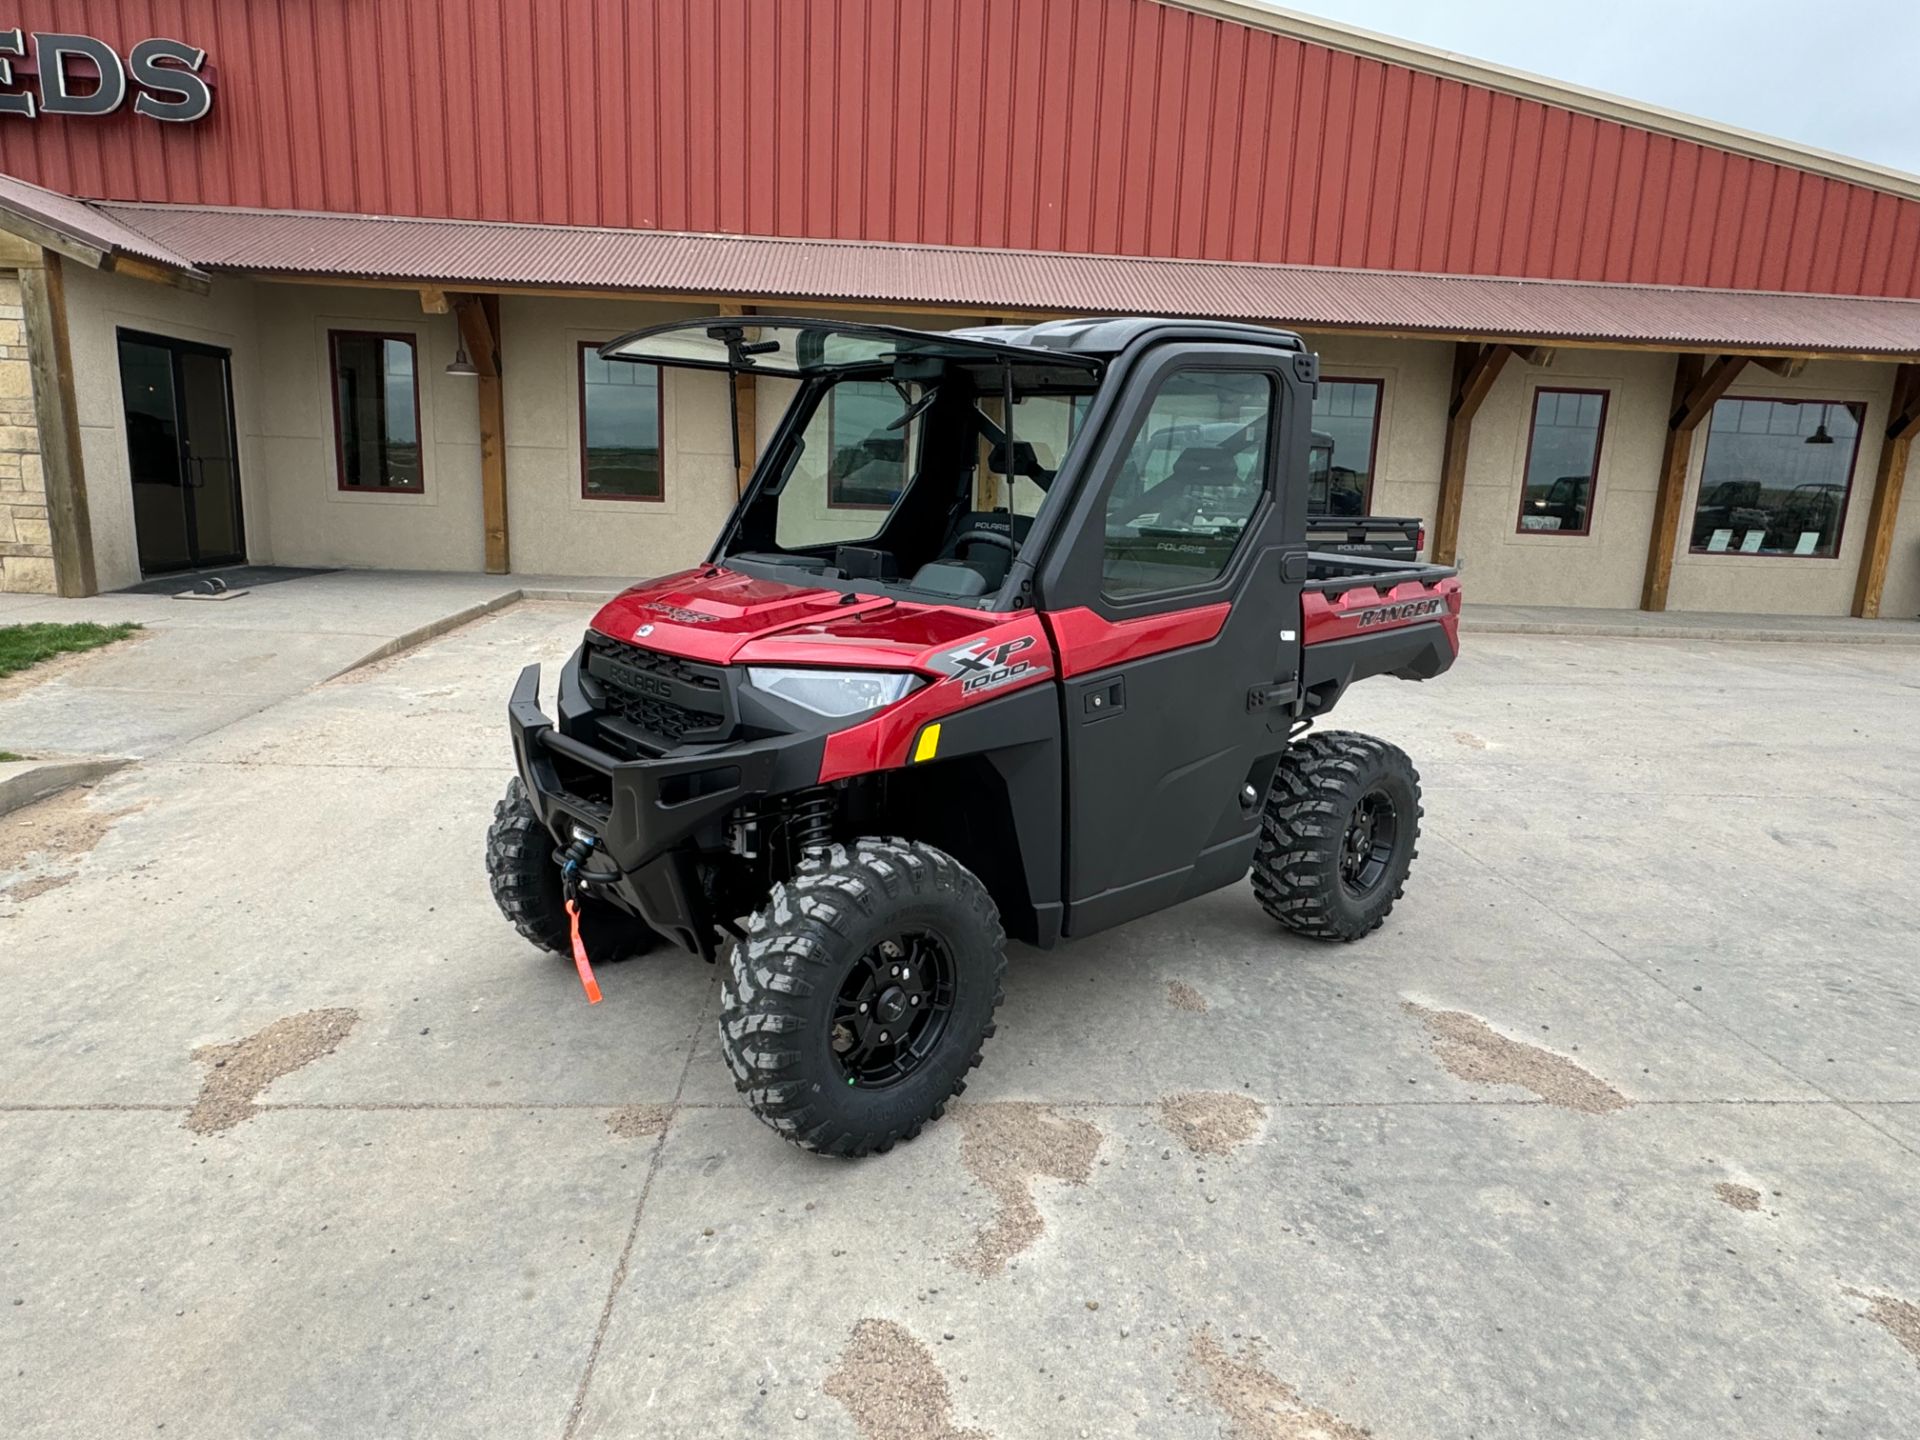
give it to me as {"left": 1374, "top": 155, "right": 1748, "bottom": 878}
{"left": 0, "top": 0, "right": 1915, "bottom": 616}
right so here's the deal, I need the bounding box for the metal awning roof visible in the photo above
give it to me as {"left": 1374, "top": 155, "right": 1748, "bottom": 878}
{"left": 0, "top": 173, "right": 207, "bottom": 287}
{"left": 3, "top": 188, "right": 1919, "bottom": 360}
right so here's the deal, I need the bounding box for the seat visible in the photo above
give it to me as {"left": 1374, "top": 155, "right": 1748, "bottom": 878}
{"left": 1143, "top": 446, "right": 1245, "bottom": 530}
{"left": 929, "top": 508, "right": 1034, "bottom": 589}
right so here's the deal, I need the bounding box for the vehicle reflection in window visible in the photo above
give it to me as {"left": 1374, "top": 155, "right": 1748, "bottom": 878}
{"left": 1101, "top": 370, "right": 1272, "bottom": 598}
{"left": 1517, "top": 388, "right": 1607, "bottom": 536}
{"left": 1309, "top": 378, "right": 1381, "bottom": 516}
{"left": 1688, "top": 398, "right": 1863, "bottom": 557}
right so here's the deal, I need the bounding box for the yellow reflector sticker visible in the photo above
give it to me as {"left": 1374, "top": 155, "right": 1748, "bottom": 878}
{"left": 912, "top": 723, "right": 941, "bottom": 764}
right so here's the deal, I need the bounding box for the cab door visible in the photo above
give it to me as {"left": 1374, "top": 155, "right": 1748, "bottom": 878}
{"left": 1034, "top": 342, "right": 1313, "bottom": 938}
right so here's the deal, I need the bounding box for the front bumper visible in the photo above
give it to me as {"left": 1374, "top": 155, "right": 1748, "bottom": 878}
{"left": 507, "top": 659, "right": 825, "bottom": 958}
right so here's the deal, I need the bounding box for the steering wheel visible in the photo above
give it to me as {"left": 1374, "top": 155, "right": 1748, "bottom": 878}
{"left": 949, "top": 528, "right": 1018, "bottom": 560}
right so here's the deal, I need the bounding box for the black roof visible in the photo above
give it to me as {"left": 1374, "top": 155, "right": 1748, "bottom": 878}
{"left": 950, "top": 317, "right": 1308, "bottom": 358}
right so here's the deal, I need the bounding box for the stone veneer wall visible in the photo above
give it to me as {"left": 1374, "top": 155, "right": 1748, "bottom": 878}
{"left": 0, "top": 271, "right": 53, "bottom": 593}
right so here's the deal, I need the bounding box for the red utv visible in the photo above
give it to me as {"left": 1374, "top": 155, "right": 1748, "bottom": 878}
{"left": 486, "top": 317, "right": 1460, "bottom": 1156}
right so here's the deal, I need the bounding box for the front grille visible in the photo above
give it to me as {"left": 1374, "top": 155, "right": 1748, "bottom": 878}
{"left": 583, "top": 631, "right": 729, "bottom": 747}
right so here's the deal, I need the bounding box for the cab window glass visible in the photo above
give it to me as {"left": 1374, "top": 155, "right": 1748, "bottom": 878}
{"left": 1101, "top": 371, "right": 1271, "bottom": 598}
{"left": 775, "top": 378, "right": 915, "bottom": 549}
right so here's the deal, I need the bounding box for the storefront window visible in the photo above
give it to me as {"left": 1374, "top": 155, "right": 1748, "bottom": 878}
{"left": 1516, "top": 388, "right": 1607, "bottom": 536}
{"left": 580, "top": 345, "right": 664, "bottom": 500}
{"left": 331, "top": 332, "right": 421, "bottom": 492}
{"left": 1689, "top": 398, "right": 1863, "bottom": 557}
{"left": 1309, "top": 378, "right": 1382, "bottom": 516}
{"left": 828, "top": 380, "right": 909, "bottom": 508}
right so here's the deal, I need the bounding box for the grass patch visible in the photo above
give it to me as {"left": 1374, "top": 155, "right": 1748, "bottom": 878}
{"left": 0, "top": 750, "right": 22, "bottom": 762}
{"left": 0, "top": 621, "right": 141, "bottom": 680}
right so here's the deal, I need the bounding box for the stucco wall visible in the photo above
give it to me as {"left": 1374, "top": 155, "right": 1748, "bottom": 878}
{"left": 1664, "top": 360, "right": 1899, "bottom": 617}
{"left": 1300, "top": 332, "right": 1452, "bottom": 534}
{"left": 63, "top": 264, "right": 264, "bottom": 592}
{"left": 497, "top": 295, "right": 740, "bottom": 580}
{"left": 1450, "top": 347, "right": 1671, "bottom": 608}
{"left": 250, "top": 284, "right": 484, "bottom": 573}
{"left": 45, "top": 277, "right": 1920, "bottom": 616}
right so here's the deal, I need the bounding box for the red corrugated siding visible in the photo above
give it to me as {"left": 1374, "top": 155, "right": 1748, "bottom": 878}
{"left": 3, "top": 0, "right": 1918, "bottom": 299}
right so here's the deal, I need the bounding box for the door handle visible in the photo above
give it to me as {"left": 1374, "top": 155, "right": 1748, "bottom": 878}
{"left": 1080, "top": 677, "right": 1124, "bottom": 721}
{"left": 1279, "top": 551, "right": 1309, "bottom": 582}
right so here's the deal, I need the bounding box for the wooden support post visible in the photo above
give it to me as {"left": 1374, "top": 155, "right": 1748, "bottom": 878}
{"left": 18, "top": 250, "right": 98, "bottom": 597}
{"left": 1851, "top": 362, "right": 1919, "bottom": 619}
{"left": 1640, "top": 353, "right": 1749, "bottom": 611}
{"left": 1430, "top": 342, "right": 1513, "bottom": 567}
{"left": 454, "top": 293, "right": 509, "bottom": 574}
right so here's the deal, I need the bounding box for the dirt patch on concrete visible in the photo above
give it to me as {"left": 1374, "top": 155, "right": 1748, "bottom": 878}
{"left": 0, "top": 870, "right": 75, "bottom": 902}
{"left": 823, "top": 1318, "right": 989, "bottom": 1440}
{"left": 1159, "top": 1093, "right": 1267, "bottom": 1157}
{"left": 951, "top": 1103, "right": 1101, "bottom": 1275}
{"left": 1404, "top": 1002, "right": 1630, "bottom": 1114}
{"left": 0, "top": 786, "right": 144, "bottom": 874}
{"left": 1166, "top": 980, "right": 1210, "bottom": 1013}
{"left": 1452, "top": 730, "right": 1491, "bottom": 750}
{"left": 606, "top": 1104, "right": 671, "bottom": 1140}
{"left": 186, "top": 1009, "right": 359, "bottom": 1135}
{"left": 1188, "top": 1326, "right": 1370, "bottom": 1440}
{"left": 1844, "top": 1287, "right": 1920, "bottom": 1369}
{"left": 1714, "top": 1182, "right": 1762, "bottom": 1212}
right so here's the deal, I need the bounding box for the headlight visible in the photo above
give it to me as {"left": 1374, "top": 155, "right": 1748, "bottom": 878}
{"left": 745, "top": 667, "right": 918, "bottom": 717}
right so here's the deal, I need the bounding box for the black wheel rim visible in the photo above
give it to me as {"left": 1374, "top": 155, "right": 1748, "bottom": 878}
{"left": 1340, "top": 787, "right": 1399, "bottom": 897}
{"left": 830, "top": 930, "right": 956, "bottom": 1089}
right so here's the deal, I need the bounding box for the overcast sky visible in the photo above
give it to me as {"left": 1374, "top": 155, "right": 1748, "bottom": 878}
{"left": 1264, "top": 0, "right": 1920, "bottom": 176}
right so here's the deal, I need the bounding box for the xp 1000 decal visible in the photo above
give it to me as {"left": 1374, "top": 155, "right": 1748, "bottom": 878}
{"left": 935, "top": 634, "right": 1043, "bottom": 696}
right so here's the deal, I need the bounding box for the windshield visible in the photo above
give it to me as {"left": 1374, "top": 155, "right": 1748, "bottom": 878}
{"left": 726, "top": 363, "right": 1097, "bottom": 603}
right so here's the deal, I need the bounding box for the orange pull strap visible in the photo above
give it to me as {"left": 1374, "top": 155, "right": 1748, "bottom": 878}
{"left": 565, "top": 898, "right": 603, "bottom": 1005}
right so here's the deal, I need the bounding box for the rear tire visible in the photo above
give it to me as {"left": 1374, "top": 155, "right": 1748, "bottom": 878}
{"left": 484, "top": 777, "right": 659, "bottom": 960}
{"left": 720, "top": 838, "right": 1007, "bottom": 1158}
{"left": 1252, "top": 730, "right": 1422, "bottom": 942}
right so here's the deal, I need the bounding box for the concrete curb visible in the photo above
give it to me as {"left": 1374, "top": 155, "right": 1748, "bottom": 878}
{"left": 323, "top": 588, "right": 525, "bottom": 681}
{"left": 1463, "top": 618, "right": 1920, "bottom": 645}
{"left": 0, "top": 756, "right": 132, "bottom": 819}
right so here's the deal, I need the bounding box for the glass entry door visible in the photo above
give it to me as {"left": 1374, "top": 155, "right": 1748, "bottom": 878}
{"left": 117, "top": 330, "right": 245, "bottom": 575}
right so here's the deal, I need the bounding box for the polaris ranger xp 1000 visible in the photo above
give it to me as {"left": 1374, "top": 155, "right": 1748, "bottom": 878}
{"left": 487, "top": 317, "right": 1460, "bottom": 1156}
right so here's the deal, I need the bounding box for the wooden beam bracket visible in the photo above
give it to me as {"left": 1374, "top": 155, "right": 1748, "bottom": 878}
{"left": 1431, "top": 342, "right": 1516, "bottom": 567}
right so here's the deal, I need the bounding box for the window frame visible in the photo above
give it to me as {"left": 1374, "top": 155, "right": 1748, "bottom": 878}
{"left": 1687, "top": 394, "right": 1866, "bottom": 561}
{"left": 1513, "top": 386, "right": 1610, "bottom": 538}
{"left": 1312, "top": 375, "right": 1385, "bottom": 514}
{"left": 824, "top": 381, "right": 910, "bottom": 511}
{"left": 329, "top": 329, "right": 424, "bottom": 495}
{"left": 576, "top": 341, "right": 666, "bottom": 504}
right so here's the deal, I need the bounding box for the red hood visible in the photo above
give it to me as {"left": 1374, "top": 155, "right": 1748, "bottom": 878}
{"left": 588, "top": 567, "right": 1015, "bottom": 672}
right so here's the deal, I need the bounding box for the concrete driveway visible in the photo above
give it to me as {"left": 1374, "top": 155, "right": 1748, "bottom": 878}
{"left": 3, "top": 600, "right": 1919, "bottom": 1439}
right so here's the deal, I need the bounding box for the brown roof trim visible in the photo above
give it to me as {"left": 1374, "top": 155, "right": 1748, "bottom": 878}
{"left": 1164, "top": 0, "right": 1920, "bottom": 204}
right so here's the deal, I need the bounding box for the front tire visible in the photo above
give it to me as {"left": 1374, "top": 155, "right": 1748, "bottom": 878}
{"left": 484, "top": 777, "right": 659, "bottom": 960}
{"left": 1252, "top": 730, "right": 1422, "bottom": 942}
{"left": 720, "top": 838, "right": 1007, "bottom": 1157}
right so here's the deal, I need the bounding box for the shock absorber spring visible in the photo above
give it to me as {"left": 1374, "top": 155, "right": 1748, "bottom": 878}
{"left": 789, "top": 787, "right": 837, "bottom": 861}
